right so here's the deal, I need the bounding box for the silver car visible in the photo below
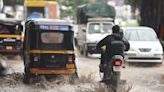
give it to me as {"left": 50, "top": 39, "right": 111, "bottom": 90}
{"left": 123, "top": 26, "right": 163, "bottom": 64}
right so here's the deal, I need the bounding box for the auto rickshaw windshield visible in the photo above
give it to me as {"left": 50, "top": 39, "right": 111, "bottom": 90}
{"left": 41, "top": 32, "right": 64, "bottom": 44}
{"left": 38, "top": 25, "right": 74, "bottom": 50}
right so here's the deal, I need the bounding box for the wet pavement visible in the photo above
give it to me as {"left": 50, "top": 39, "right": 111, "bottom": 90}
{"left": 0, "top": 55, "right": 164, "bottom": 92}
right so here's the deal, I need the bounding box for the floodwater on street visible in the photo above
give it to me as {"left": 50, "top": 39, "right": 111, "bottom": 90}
{"left": 0, "top": 55, "right": 164, "bottom": 92}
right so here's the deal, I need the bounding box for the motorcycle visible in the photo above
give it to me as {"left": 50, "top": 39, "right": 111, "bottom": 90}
{"left": 100, "top": 55, "right": 124, "bottom": 92}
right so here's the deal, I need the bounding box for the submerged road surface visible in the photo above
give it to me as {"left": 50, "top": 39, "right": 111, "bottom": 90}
{"left": 0, "top": 55, "right": 164, "bottom": 92}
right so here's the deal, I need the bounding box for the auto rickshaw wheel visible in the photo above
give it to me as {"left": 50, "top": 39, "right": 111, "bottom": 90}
{"left": 23, "top": 65, "right": 31, "bottom": 84}
{"left": 23, "top": 73, "right": 30, "bottom": 84}
{"left": 69, "top": 72, "right": 78, "bottom": 84}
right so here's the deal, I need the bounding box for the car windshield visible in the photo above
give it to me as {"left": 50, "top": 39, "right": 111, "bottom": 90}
{"left": 88, "top": 23, "right": 113, "bottom": 34}
{"left": 102, "top": 23, "right": 113, "bottom": 33}
{"left": 124, "top": 28, "right": 158, "bottom": 41}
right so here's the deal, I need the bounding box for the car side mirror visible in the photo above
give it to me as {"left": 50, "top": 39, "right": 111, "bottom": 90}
{"left": 20, "top": 25, "right": 23, "bottom": 31}
{"left": 82, "top": 27, "right": 86, "bottom": 32}
{"left": 15, "top": 25, "right": 23, "bottom": 32}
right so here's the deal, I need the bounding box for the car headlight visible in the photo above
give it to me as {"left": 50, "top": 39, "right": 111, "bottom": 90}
{"left": 154, "top": 48, "right": 162, "bottom": 51}
{"left": 154, "top": 54, "right": 162, "bottom": 56}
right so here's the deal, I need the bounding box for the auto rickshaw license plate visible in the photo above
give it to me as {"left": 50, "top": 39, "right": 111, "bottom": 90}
{"left": 6, "top": 46, "right": 12, "bottom": 50}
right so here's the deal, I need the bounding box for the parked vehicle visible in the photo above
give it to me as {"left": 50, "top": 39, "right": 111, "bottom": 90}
{"left": 123, "top": 26, "right": 163, "bottom": 64}
{"left": 23, "top": 19, "right": 78, "bottom": 83}
{"left": 0, "top": 18, "right": 23, "bottom": 56}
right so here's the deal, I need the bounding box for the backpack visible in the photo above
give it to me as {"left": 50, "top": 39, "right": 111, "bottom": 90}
{"left": 110, "top": 40, "right": 125, "bottom": 56}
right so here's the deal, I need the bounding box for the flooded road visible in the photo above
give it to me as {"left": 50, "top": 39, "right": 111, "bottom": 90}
{"left": 0, "top": 55, "right": 164, "bottom": 92}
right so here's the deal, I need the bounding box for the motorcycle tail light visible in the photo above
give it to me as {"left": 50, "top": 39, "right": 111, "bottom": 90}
{"left": 68, "top": 56, "right": 73, "bottom": 63}
{"left": 114, "top": 60, "right": 122, "bottom": 66}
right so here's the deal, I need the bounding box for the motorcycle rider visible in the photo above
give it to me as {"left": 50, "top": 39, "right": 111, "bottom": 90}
{"left": 96, "top": 25, "right": 130, "bottom": 73}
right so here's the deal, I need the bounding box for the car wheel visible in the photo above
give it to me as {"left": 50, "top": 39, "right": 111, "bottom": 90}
{"left": 84, "top": 50, "right": 88, "bottom": 57}
{"left": 69, "top": 72, "right": 78, "bottom": 84}
{"left": 78, "top": 46, "right": 83, "bottom": 56}
{"left": 156, "top": 62, "right": 163, "bottom": 66}
{"left": 23, "top": 73, "right": 30, "bottom": 84}
{"left": 83, "top": 45, "right": 88, "bottom": 57}
{"left": 74, "top": 38, "right": 77, "bottom": 46}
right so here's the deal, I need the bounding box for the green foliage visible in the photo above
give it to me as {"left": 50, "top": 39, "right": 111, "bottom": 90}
{"left": 121, "top": 22, "right": 139, "bottom": 27}
{"left": 61, "top": 8, "right": 76, "bottom": 18}
{"left": 124, "top": 0, "right": 142, "bottom": 8}
{"left": 60, "top": 0, "right": 91, "bottom": 7}
{"left": 15, "top": 0, "right": 24, "bottom": 4}
{"left": 45, "top": 0, "right": 109, "bottom": 18}
{"left": 84, "top": 3, "right": 116, "bottom": 18}
{"left": 47, "top": 0, "right": 93, "bottom": 7}
{"left": 47, "top": 0, "right": 94, "bottom": 18}
{"left": 3, "top": 0, "right": 24, "bottom": 5}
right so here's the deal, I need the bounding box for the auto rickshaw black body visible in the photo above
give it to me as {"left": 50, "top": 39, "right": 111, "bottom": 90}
{"left": 23, "top": 19, "right": 78, "bottom": 83}
{"left": 0, "top": 18, "right": 23, "bottom": 56}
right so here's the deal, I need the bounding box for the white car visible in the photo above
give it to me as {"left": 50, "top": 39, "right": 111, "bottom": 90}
{"left": 123, "top": 26, "right": 163, "bottom": 63}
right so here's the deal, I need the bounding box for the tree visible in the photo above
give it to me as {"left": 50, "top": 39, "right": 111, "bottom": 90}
{"left": 48, "top": 0, "right": 94, "bottom": 7}
{"left": 15, "top": 0, "right": 24, "bottom": 5}
{"left": 47, "top": 0, "right": 94, "bottom": 18}
{"left": 124, "top": 0, "right": 141, "bottom": 8}
{"left": 124, "top": 0, "right": 141, "bottom": 19}
{"left": 125, "top": 0, "right": 163, "bottom": 38}
{"left": 3, "top": 0, "right": 24, "bottom": 5}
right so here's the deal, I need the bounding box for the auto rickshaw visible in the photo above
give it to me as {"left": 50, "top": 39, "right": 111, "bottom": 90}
{"left": 23, "top": 19, "right": 78, "bottom": 83}
{"left": 0, "top": 18, "right": 23, "bottom": 57}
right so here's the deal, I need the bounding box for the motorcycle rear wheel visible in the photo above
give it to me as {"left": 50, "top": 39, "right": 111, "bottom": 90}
{"left": 111, "top": 73, "right": 121, "bottom": 92}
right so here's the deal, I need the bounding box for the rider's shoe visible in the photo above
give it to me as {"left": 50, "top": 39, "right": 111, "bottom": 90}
{"left": 99, "top": 64, "right": 107, "bottom": 72}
